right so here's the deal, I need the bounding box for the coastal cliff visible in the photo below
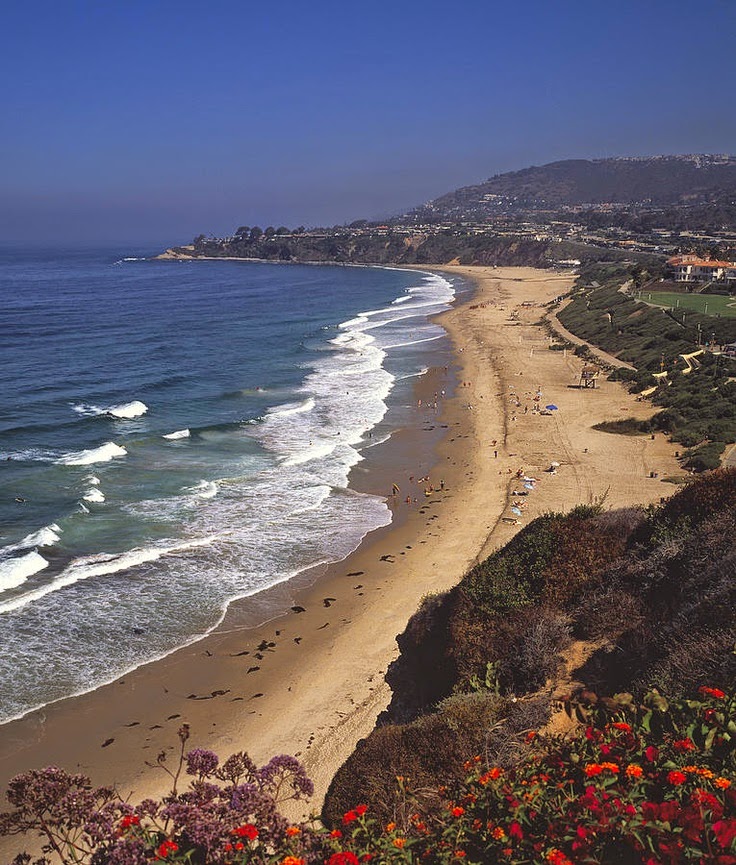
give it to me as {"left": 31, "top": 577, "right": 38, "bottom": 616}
{"left": 322, "top": 469, "right": 736, "bottom": 825}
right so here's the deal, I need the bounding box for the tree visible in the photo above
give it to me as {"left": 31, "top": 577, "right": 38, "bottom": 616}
{"left": 249, "top": 226, "right": 263, "bottom": 241}
{"left": 264, "top": 226, "right": 276, "bottom": 237}
{"left": 235, "top": 226, "right": 250, "bottom": 237}
{"left": 276, "top": 226, "right": 290, "bottom": 235}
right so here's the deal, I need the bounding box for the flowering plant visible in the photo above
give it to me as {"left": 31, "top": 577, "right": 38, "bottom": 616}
{"left": 2, "top": 691, "right": 734, "bottom": 863}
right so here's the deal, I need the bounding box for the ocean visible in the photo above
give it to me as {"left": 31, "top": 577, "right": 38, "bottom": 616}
{"left": 0, "top": 247, "right": 461, "bottom": 724}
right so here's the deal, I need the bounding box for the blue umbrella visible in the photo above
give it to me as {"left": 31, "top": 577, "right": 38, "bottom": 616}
{"left": 545, "top": 404, "right": 559, "bottom": 411}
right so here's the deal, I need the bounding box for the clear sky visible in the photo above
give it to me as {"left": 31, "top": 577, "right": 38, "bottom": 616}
{"left": 2, "top": 0, "right": 735, "bottom": 245}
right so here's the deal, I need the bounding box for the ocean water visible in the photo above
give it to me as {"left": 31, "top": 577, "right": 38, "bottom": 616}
{"left": 0, "top": 247, "right": 460, "bottom": 724}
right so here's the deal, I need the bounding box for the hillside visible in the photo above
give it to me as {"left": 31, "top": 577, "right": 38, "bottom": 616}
{"left": 406, "top": 154, "right": 736, "bottom": 227}
{"left": 323, "top": 469, "right": 736, "bottom": 826}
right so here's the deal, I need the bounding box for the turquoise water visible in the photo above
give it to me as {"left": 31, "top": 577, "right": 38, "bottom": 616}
{"left": 0, "top": 248, "right": 461, "bottom": 722}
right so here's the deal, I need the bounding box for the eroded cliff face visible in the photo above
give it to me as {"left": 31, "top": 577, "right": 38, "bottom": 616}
{"left": 322, "top": 471, "right": 736, "bottom": 827}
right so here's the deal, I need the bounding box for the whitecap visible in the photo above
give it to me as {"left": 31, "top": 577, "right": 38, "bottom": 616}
{"left": 72, "top": 403, "right": 106, "bottom": 417}
{"left": 185, "top": 480, "right": 219, "bottom": 500}
{"left": 84, "top": 475, "right": 101, "bottom": 485}
{"left": 266, "top": 397, "right": 316, "bottom": 418}
{"left": 0, "top": 551, "right": 49, "bottom": 593}
{"left": 0, "top": 537, "right": 218, "bottom": 614}
{"left": 72, "top": 400, "right": 147, "bottom": 419}
{"left": 1, "top": 524, "right": 62, "bottom": 555}
{"left": 282, "top": 441, "right": 338, "bottom": 467}
{"left": 107, "top": 400, "right": 148, "bottom": 419}
{"left": 163, "top": 428, "right": 190, "bottom": 440}
{"left": 19, "top": 525, "right": 62, "bottom": 548}
{"left": 82, "top": 488, "right": 106, "bottom": 503}
{"left": 57, "top": 442, "right": 127, "bottom": 466}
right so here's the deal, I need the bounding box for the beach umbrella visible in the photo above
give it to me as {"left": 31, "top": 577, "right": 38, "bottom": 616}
{"left": 550, "top": 461, "right": 560, "bottom": 468}
{"left": 545, "top": 404, "right": 559, "bottom": 411}
{"left": 511, "top": 506, "right": 523, "bottom": 516}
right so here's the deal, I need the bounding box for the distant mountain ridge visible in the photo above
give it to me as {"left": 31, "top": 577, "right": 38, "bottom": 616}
{"left": 406, "top": 154, "right": 736, "bottom": 221}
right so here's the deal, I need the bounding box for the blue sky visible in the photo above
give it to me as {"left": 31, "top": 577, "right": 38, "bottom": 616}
{"left": 2, "top": 0, "right": 735, "bottom": 245}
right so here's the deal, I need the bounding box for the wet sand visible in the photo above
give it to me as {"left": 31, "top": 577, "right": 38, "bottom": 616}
{"left": 0, "top": 267, "right": 683, "bottom": 856}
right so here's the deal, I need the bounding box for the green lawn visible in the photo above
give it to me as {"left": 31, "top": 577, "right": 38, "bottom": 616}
{"left": 640, "top": 290, "right": 736, "bottom": 318}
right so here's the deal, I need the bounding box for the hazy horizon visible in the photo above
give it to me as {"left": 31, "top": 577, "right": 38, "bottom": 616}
{"left": 2, "top": 0, "right": 735, "bottom": 245}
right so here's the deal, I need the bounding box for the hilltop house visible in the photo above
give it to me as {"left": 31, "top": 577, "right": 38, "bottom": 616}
{"left": 667, "top": 254, "right": 736, "bottom": 284}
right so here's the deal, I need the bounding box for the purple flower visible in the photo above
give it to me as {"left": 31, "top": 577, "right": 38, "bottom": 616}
{"left": 185, "top": 748, "right": 219, "bottom": 777}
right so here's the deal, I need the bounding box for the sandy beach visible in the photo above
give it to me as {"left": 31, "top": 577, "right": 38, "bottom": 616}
{"left": 0, "top": 267, "right": 682, "bottom": 857}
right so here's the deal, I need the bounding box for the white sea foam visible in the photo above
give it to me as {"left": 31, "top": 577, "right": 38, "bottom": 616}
{"left": 72, "top": 400, "right": 148, "bottom": 419}
{"left": 82, "top": 488, "right": 106, "bottom": 503}
{"left": 0, "top": 537, "right": 218, "bottom": 614}
{"left": 282, "top": 441, "right": 338, "bottom": 467}
{"left": 57, "top": 442, "right": 127, "bottom": 465}
{"left": 266, "top": 397, "right": 316, "bottom": 418}
{"left": 19, "top": 525, "right": 62, "bottom": 548}
{"left": 72, "top": 403, "right": 106, "bottom": 417}
{"left": 1, "top": 524, "right": 62, "bottom": 556}
{"left": 84, "top": 475, "right": 101, "bottom": 485}
{"left": 0, "top": 551, "right": 49, "bottom": 593}
{"left": 186, "top": 480, "right": 219, "bottom": 500}
{"left": 163, "top": 428, "right": 190, "bottom": 440}
{"left": 107, "top": 400, "right": 148, "bottom": 419}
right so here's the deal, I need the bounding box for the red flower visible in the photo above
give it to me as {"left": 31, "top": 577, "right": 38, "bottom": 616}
{"left": 119, "top": 814, "right": 140, "bottom": 830}
{"left": 451, "top": 806, "right": 465, "bottom": 817}
{"left": 700, "top": 686, "right": 726, "bottom": 699}
{"left": 644, "top": 746, "right": 659, "bottom": 763}
{"left": 330, "top": 829, "right": 343, "bottom": 838}
{"left": 673, "top": 738, "right": 696, "bottom": 753}
{"left": 328, "top": 853, "right": 360, "bottom": 865}
{"left": 355, "top": 804, "right": 368, "bottom": 816}
{"left": 668, "top": 770, "right": 687, "bottom": 786}
{"left": 612, "top": 722, "right": 632, "bottom": 732}
{"left": 232, "top": 823, "right": 258, "bottom": 840}
{"left": 509, "top": 821, "right": 524, "bottom": 841}
{"left": 713, "top": 819, "right": 736, "bottom": 848}
{"left": 342, "top": 810, "right": 357, "bottom": 825}
{"left": 659, "top": 800, "right": 681, "bottom": 822}
{"left": 155, "top": 839, "right": 179, "bottom": 860}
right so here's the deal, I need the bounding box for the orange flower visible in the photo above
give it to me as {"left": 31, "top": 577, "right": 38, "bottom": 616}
{"left": 285, "top": 826, "right": 300, "bottom": 837}
{"left": 385, "top": 822, "right": 396, "bottom": 832}
{"left": 584, "top": 764, "right": 603, "bottom": 777}
{"left": 478, "top": 767, "right": 503, "bottom": 784}
{"left": 454, "top": 851, "right": 467, "bottom": 859}
{"left": 715, "top": 777, "right": 732, "bottom": 789}
{"left": 492, "top": 827, "right": 506, "bottom": 840}
{"left": 545, "top": 849, "right": 573, "bottom": 865}
{"left": 450, "top": 806, "right": 465, "bottom": 817}
{"left": 281, "top": 858, "right": 305, "bottom": 865}
{"left": 612, "top": 722, "right": 632, "bottom": 732}
{"left": 625, "top": 764, "right": 643, "bottom": 778}
{"left": 392, "top": 838, "right": 406, "bottom": 849}
{"left": 600, "top": 762, "right": 620, "bottom": 773}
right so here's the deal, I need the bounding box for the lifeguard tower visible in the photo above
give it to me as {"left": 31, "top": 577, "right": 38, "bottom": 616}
{"left": 578, "top": 365, "right": 600, "bottom": 389}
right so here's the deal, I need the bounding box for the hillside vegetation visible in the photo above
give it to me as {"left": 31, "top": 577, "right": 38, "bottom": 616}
{"left": 555, "top": 263, "right": 736, "bottom": 469}
{"left": 323, "top": 470, "right": 736, "bottom": 826}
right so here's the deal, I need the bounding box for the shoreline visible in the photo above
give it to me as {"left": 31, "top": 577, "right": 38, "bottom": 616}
{"left": 0, "top": 267, "right": 683, "bottom": 859}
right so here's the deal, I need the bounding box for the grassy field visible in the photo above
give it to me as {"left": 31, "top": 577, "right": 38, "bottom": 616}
{"left": 640, "top": 290, "right": 736, "bottom": 318}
